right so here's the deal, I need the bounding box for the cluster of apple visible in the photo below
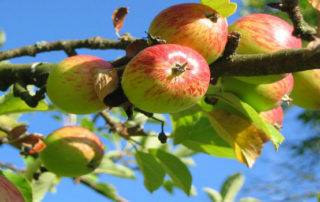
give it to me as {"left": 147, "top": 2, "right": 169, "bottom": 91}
{"left": 39, "top": 3, "right": 320, "bottom": 176}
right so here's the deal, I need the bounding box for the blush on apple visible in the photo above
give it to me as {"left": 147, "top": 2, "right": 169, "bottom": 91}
{"left": 39, "top": 126, "right": 104, "bottom": 177}
{"left": 228, "top": 13, "right": 302, "bottom": 84}
{"left": 46, "top": 55, "right": 113, "bottom": 114}
{"left": 0, "top": 175, "right": 25, "bottom": 202}
{"left": 121, "top": 44, "right": 211, "bottom": 114}
{"left": 148, "top": 3, "right": 228, "bottom": 64}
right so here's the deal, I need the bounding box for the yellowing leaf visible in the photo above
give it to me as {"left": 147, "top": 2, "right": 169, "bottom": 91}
{"left": 200, "top": 0, "right": 237, "bottom": 18}
{"left": 207, "top": 109, "right": 264, "bottom": 168}
{"left": 307, "top": 0, "right": 320, "bottom": 11}
{"left": 93, "top": 68, "right": 119, "bottom": 103}
{"left": 112, "top": 7, "right": 129, "bottom": 37}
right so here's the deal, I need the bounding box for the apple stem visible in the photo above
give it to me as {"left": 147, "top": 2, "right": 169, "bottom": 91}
{"left": 205, "top": 12, "right": 218, "bottom": 23}
{"left": 172, "top": 62, "right": 188, "bottom": 75}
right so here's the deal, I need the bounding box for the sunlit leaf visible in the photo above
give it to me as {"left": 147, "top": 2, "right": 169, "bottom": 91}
{"left": 32, "top": 172, "right": 56, "bottom": 202}
{"left": 0, "top": 91, "right": 52, "bottom": 115}
{"left": 149, "top": 149, "right": 192, "bottom": 195}
{"left": 0, "top": 30, "right": 5, "bottom": 48}
{"left": 200, "top": 0, "right": 237, "bottom": 17}
{"left": 203, "top": 187, "right": 222, "bottom": 202}
{"left": 220, "top": 172, "right": 244, "bottom": 202}
{"left": 0, "top": 170, "right": 33, "bottom": 202}
{"left": 239, "top": 197, "right": 262, "bottom": 202}
{"left": 135, "top": 151, "right": 165, "bottom": 192}
{"left": 95, "top": 183, "right": 118, "bottom": 200}
{"left": 94, "top": 156, "right": 135, "bottom": 179}
{"left": 171, "top": 110, "right": 235, "bottom": 158}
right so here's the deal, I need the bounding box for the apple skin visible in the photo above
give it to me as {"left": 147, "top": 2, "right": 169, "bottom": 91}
{"left": 259, "top": 105, "right": 284, "bottom": 142}
{"left": 221, "top": 73, "right": 294, "bottom": 112}
{"left": 46, "top": 55, "right": 113, "bottom": 114}
{"left": 290, "top": 69, "right": 320, "bottom": 110}
{"left": 148, "top": 3, "right": 228, "bottom": 64}
{"left": 39, "top": 126, "right": 104, "bottom": 177}
{"left": 121, "top": 44, "right": 211, "bottom": 114}
{"left": 0, "top": 175, "right": 25, "bottom": 202}
{"left": 228, "top": 13, "right": 302, "bottom": 84}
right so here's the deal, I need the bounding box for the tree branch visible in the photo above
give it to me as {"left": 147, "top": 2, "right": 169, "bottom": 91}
{"left": 0, "top": 36, "right": 134, "bottom": 61}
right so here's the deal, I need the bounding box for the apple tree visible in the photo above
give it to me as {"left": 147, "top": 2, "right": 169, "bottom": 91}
{"left": 0, "top": 0, "right": 320, "bottom": 201}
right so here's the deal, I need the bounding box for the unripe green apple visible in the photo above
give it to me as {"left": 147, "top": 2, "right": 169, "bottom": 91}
{"left": 290, "top": 69, "right": 320, "bottom": 110}
{"left": 221, "top": 74, "right": 294, "bottom": 112}
{"left": 0, "top": 175, "right": 25, "bottom": 202}
{"left": 122, "top": 44, "right": 210, "bottom": 114}
{"left": 46, "top": 55, "right": 113, "bottom": 114}
{"left": 148, "top": 3, "right": 228, "bottom": 64}
{"left": 39, "top": 126, "right": 104, "bottom": 177}
{"left": 228, "top": 13, "right": 302, "bottom": 84}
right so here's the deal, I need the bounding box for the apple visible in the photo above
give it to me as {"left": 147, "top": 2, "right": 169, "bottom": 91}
{"left": 39, "top": 126, "right": 104, "bottom": 177}
{"left": 290, "top": 69, "right": 320, "bottom": 110}
{"left": 259, "top": 105, "right": 284, "bottom": 142}
{"left": 221, "top": 73, "right": 294, "bottom": 112}
{"left": 148, "top": 3, "right": 228, "bottom": 64}
{"left": 46, "top": 55, "right": 113, "bottom": 114}
{"left": 121, "top": 44, "right": 211, "bottom": 113}
{"left": 228, "top": 13, "right": 302, "bottom": 84}
{"left": 0, "top": 175, "right": 25, "bottom": 202}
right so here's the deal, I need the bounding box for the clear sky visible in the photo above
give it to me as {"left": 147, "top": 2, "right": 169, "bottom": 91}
{"left": 0, "top": 1, "right": 315, "bottom": 202}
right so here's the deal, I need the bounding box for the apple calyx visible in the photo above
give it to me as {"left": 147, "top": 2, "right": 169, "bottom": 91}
{"left": 172, "top": 62, "right": 189, "bottom": 75}
{"left": 281, "top": 94, "right": 293, "bottom": 105}
{"left": 205, "top": 12, "right": 218, "bottom": 22}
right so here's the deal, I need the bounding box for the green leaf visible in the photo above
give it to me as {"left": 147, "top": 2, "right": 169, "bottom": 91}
{"left": 32, "top": 172, "right": 56, "bottom": 202}
{"left": 200, "top": 0, "right": 237, "bottom": 17}
{"left": 173, "top": 145, "right": 197, "bottom": 158}
{"left": 203, "top": 187, "right": 222, "bottom": 202}
{"left": 0, "top": 91, "right": 52, "bottom": 115}
{"left": 95, "top": 183, "right": 118, "bottom": 200}
{"left": 0, "top": 30, "right": 5, "bottom": 48}
{"left": 171, "top": 110, "right": 235, "bottom": 158}
{"left": 80, "top": 117, "right": 97, "bottom": 132}
{"left": 209, "top": 91, "right": 284, "bottom": 150}
{"left": 135, "top": 151, "right": 166, "bottom": 192}
{"left": 149, "top": 149, "right": 192, "bottom": 195}
{"left": 0, "top": 170, "right": 33, "bottom": 202}
{"left": 239, "top": 197, "right": 262, "bottom": 202}
{"left": 163, "top": 180, "right": 175, "bottom": 194}
{"left": 94, "top": 156, "right": 135, "bottom": 179}
{"left": 220, "top": 172, "right": 244, "bottom": 202}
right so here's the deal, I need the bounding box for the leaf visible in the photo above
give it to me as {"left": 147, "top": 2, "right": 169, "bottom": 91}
{"left": 32, "top": 172, "right": 56, "bottom": 202}
{"left": 307, "top": 0, "right": 320, "bottom": 11}
{"left": 149, "top": 149, "right": 192, "bottom": 195}
{"left": 208, "top": 92, "right": 284, "bottom": 150}
{"left": 135, "top": 151, "right": 165, "bottom": 192}
{"left": 207, "top": 109, "right": 263, "bottom": 168}
{"left": 203, "top": 187, "right": 222, "bottom": 202}
{"left": 171, "top": 110, "right": 235, "bottom": 158}
{"left": 239, "top": 197, "right": 262, "bottom": 202}
{"left": 200, "top": 0, "right": 237, "bottom": 18}
{"left": 95, "top": 183, "right": 118, "bottom": 200}
{"left": 220, "top": 172, "right": 244, "bottom": 202}
{"left": 94, "top": 156, "right": 135, "bottom": 179}
{"left": 0, "top": 91, "right": 52, "bottom": 115}
{"left": 126, "top": 39, "right": 148, "bottom": 57}
{"left": 10, "top": 134, "right": 46, "bottom": 155}
{"left": 0, "top": 170, "right": 33, "bottom": 202}
{"left": 0, "top": 30, "right": 5, "bottom": 48}
{"left": 112, "top": 7, "right": 129, "bottom": 37}
{"left": 93, "top": 68, "right": 119, "bottom": 103}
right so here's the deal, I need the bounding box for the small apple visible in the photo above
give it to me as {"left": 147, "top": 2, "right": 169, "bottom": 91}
{"left": 0, "top": 175, "right": 25, "bottom": 202}
{"left": 121, "top": 44, "right": 211, "bottom": 113}
{"left": 221, "top": 73, "right": 294, "bottom": 112}
{"left": 46, "top": 55, "right": 113, "bottom": 114}
{"left": 228, "top": 13, "right": 302, "bottom": 84}
{"left": 290, "top": 69, "right": 320, "bottom": 110}
{"left": 259, "top": 105, "right": 284, "bottom": 142}
{"left": 39, "top": 126, "right": 104, "bottom": 177}
{"left": 148, "top": 3, "right": 228, "bottom": 64}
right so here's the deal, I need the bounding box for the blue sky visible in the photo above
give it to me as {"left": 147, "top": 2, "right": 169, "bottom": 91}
{"left": 0, "top": 1, "right": 315, "bottom": 202}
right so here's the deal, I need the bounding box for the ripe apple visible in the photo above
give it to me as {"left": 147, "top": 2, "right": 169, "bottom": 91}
{"left": 290, "top": 69, "right": 320, "bottom": 110}
{"left": 121, "top": 44, "right": 211, "bottom": 113}
{"left": 46, "top": 55, "right": 113, "bottom": 114}
{"left": 221, "top": 73, "right": 294, "bottom": 112}
{"left": 39, "top": 126, "right": 104, "bottom": 177}
{"left": 0, "top": 175, "right": 25, "bottom": 202}
{"left": 148, "top": 3, "right": 228, "bottom": 64}
{"left": 259, "top": 105, "right": 284, "bottom": 142}
{"left": 228, "top": 13, "right": 302, "bottom": 84}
